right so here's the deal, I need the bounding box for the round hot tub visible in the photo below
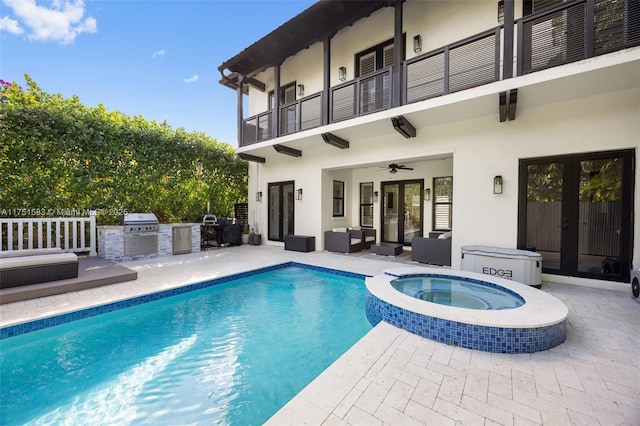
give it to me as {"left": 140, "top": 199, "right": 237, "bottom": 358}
{"left": 392, "top": 275, "right": 525, "bottom": 310}
{"left": 366, "top": 267, "right": 568, "bottom": 353}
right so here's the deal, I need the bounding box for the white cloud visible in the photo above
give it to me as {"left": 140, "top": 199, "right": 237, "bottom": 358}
{"left": 183, "top": 75, "right": 198, "bottom": 83}
{"left": 0, "top": 16, "right": 23, "bottom": 34}
{"left": 152, "top": 49, "right": 165, "bottom": 58}
{"left": 1, "top": 0, "right": 97, "bottom": 44}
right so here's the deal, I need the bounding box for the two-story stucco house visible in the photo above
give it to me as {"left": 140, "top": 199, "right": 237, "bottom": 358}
{"left": 218, "top": 0, "right": 639, "bottom": 286}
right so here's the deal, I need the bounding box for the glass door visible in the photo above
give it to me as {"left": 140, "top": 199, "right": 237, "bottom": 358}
{"left": 268, "top": 181, "right": 294, "bottom": 242}
{"left": 381, "top": 180, "right": 423, "bottom": 245}
{"left": 518, "top": 150, "right": 633, "bottom": 282}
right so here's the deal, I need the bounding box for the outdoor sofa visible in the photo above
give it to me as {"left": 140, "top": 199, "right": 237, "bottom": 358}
{"left": 411, "top": 231, "right": 452, "bottom": 266}
{"left": 324, "top": 228, "right": 376, "bottom": 253}
{"left": 0, "top": 248, "right": 79, "bottom": 288}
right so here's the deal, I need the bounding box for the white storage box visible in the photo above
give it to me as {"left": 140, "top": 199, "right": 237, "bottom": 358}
{"left": 461, "top": 245, "right": 543, "bottom": 287}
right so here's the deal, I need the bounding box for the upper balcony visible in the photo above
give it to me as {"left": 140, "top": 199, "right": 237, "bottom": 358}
{"left": 220, "top": 0, "right": 640, "bottom": 149}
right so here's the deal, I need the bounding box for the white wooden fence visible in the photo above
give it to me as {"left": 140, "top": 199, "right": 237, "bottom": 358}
{"left": 0, "top": 211, "right": 97, "bottom": 256}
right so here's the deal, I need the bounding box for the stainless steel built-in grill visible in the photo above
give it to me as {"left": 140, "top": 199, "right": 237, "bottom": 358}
{"left": 124, "top": 213, "right": 160, "bottom": 233}
{"left": 123, "top": 213, "right": 159, "bottom": 256}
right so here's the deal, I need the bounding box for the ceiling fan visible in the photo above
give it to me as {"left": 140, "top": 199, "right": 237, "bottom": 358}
{"left": 387, "top": 163, "right": 413, "bottom": 174}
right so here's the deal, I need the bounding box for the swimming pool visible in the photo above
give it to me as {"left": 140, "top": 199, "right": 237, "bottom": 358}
{"left": 366, "top": 267, "right": 568, "bottom": 353}
{"left": 0, "top": 264, "right": 372, "bottom": 425}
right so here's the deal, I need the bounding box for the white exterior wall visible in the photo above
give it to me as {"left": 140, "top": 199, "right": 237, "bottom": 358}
{"left": 404, "top": 0, "right": 498, "bottom": 59}
{"left": 248, "top": 43, "right": 324, "bottom": 117}
{"left": 249, "top": 0, "right": 520, "bottom": 115}
{"left": 247, "top": 86, "right": 638, "bottom": 269}
{"left": 239, "top": 1, "right": 639, "bottom": 283}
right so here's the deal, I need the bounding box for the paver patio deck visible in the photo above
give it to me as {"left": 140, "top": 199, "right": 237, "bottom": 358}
{"left": 1, "top": 245, "right": 638, "bottom": 425}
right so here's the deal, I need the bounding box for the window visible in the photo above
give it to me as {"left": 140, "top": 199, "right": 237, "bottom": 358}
{"left": 355, "top": 38, "right": 397, "bottom": 77}
{"left": 333, "top": 180, "right": 345, "bottom": 217}
{"left": 355, "top": 38, "right": 402, "bottom": 115}
{"left": 360, "top": 182, "right": 374, "bottom": 227}
{"left": 268, "top": 82, "right": 296, "bottom": 109}
{"left": 433, "top": 177, "right": 453, "bottom": 231}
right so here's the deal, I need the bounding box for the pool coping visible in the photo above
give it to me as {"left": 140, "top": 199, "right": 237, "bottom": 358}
{"left": 0, "top": 262, "right": 368, "bottom": 339}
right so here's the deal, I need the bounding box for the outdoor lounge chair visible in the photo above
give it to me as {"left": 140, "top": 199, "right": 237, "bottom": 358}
{"left": 324, "top": 228, "right": 377, "bottom": 253}
{"left": 411, "top": 232, "right": 452, "bottom": 266}
{"left": 324, "top": 229, "right": 365, "bottom": 253}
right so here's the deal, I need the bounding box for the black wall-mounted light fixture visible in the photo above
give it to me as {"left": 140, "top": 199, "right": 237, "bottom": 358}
{"left": 494, "top": 175, "right": 503, "bottom": 194}
{"left": 374, "top": 191, "right": 379, "bottom": 202}
{"left": 296, "top": 188, "right": 303, "bottom": 200}
{"left": 274, "top": 144, "right": 302, "bottom": 157}
{"left": 256, "top": 191, "right": 262, "bottom": 202}
{"left": 321, "top": 132, "right": 349, "bottom": 149}
{"left": 338, "top": 66, "right": 347, "bottom": 81}
{"left": 391, "top": 116, "right": 417, "bottom": 138}
{"left": 297, "top": 83, "right": 304, "bottom": 97}
{"left": 413, "top": 34, "right": 422, "bottom": 53}
{"left": 424, "top": 188, "right": 431, "bottom": 201}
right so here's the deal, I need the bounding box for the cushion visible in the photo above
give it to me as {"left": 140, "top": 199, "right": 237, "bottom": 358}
{"left": 332, "top": 227, "right": 348, "bottom": 233}
{"left": 438, "top": 231, "right": 452, "bottom": 240}
{"left": 0, "top": 248, "right": 64, "bottom": 259}
{"left": 0, "top": 253, "right": 78, "bottom": 270}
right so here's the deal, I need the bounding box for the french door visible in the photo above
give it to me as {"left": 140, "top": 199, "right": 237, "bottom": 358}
{"left": 268, "top": 181, "right": 294, "bottom": 242}
{"left": 518, "top": 150, "right": 634, "bottom": 282}
{"left": 381, "top": 180, "right": 423, "bottom": 245}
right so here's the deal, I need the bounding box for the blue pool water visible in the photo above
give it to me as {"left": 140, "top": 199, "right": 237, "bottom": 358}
{"left": 391, "top": 276, "right": 524, "bottom": 310}
{"left": 0, "top": 265, "right": 372, "bottom": 425}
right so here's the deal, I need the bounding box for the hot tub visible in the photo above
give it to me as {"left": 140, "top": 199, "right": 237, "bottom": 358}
{"left": 365, "top": 267, "right": 568, "bottom": 353}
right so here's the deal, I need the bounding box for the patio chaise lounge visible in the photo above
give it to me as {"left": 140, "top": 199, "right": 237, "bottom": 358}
{"left": 0, "top": 248, "right": 79, "bottom": 288}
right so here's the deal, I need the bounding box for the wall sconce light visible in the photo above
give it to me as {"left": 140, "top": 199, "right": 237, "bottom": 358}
{"left": 424, "top": 188, "right": 431, "bottom": 201}
{"left": 256, "top": 191, "right": 262, "bottom": 202}
{"left": 338, "top": 66, "right": 347, "bottom": 81}
{"left": 297, "top": 83, "right": 304, "bottom": 97}
{"left": 413, "top": 34, "right": 422, "bottom": 53}
{"left": 374, "top": 191, "right": 379, "bottom": 202}
{"left": 296, "top": 188, "right": 303, "bottom": 200}
{"left": 493, "top": 175, "right": 503, "bottom": 194}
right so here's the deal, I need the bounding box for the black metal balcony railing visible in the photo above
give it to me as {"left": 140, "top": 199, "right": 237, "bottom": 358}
{"left": 518, "top": 0, "right": 640, "bottom": 74}
{"left": 405, "top": 28, "right": 500, "bottom": 104}
{"left": 280, "top": 93, "right": 322, "bottom": 136}
{"left": 330, "top": 66, "right": 392, "bottom": 122}
{"left": 240, "top": 0, "right": 639, "bottom": 147}
{"left": 242, "top": 110, "right": 272, "bottom": 146}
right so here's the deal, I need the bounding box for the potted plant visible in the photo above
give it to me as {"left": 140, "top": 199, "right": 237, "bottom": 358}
{"left": 241, "top": 223, "right": 250, "bottom": 244}
{"left": 249, "top": 227, "right": 262, "bottom": 245}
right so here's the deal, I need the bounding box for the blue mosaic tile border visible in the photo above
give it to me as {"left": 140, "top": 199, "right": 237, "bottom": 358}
{"left": 1, "top": 262, "right": 367, "bottom": 339}
{"left": 366, "top": 290, "right": 566, "bottom": 354}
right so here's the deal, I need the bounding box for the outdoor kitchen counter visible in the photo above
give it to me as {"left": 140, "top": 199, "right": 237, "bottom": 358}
{"left": 97, "top": 224, "right": 200, "bottom": 262}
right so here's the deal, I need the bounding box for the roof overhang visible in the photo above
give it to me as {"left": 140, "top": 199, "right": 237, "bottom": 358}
{"left": 217, "top": 0, "right": 392, "bottom": 88}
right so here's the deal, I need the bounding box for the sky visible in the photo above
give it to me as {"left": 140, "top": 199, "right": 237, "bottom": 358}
{"left": 0, "top": 0, "right": 316, "bottom": 148}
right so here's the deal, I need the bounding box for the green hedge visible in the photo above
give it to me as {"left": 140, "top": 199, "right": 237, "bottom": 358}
{"left": 0, "top": 75, "right": 247, "bottom": 225}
